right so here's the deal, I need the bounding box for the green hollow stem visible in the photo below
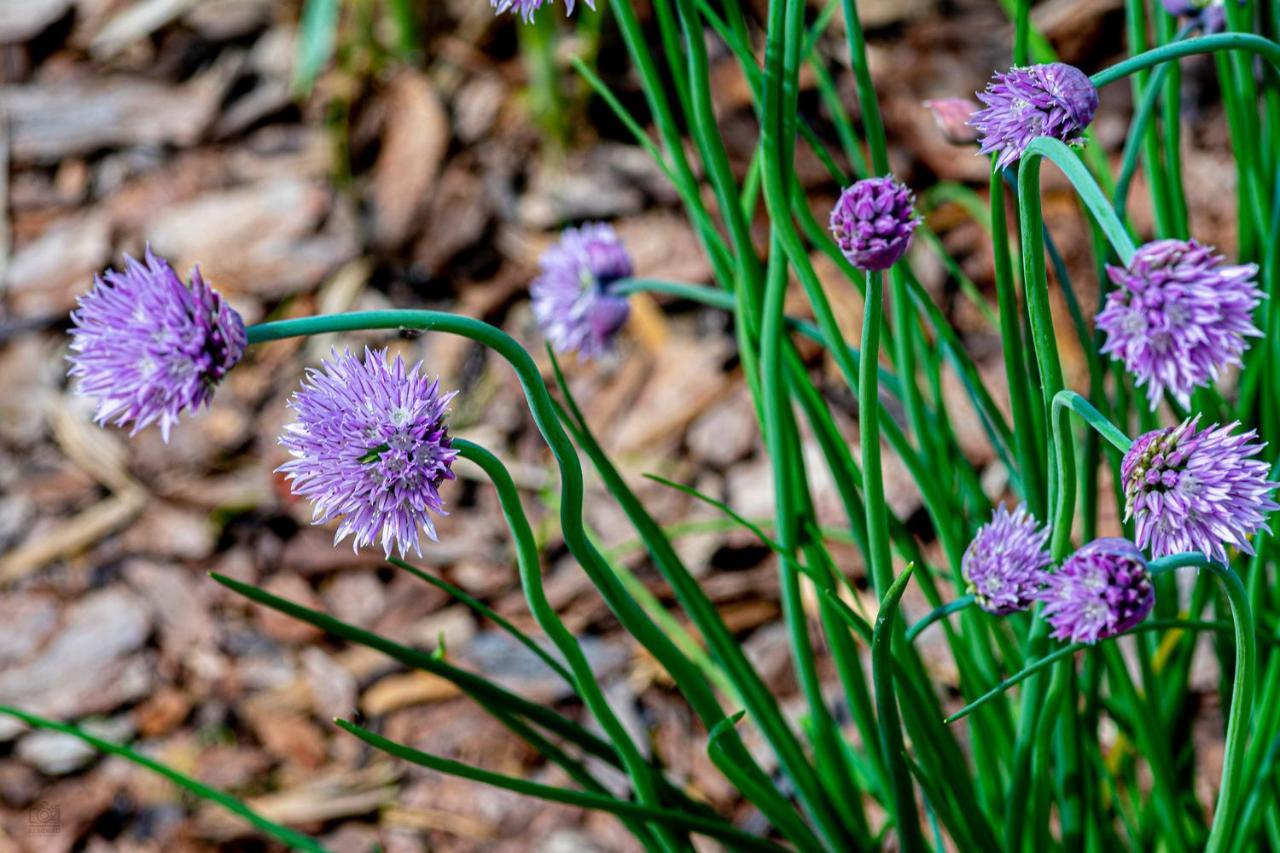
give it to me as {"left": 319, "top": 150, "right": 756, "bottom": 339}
{"left": 335, "top": 720, "right": 787, "bottom": 852}
{"left": 906, "top": 595, "right": 976, "bottom": 642}
{"left": 872, "top": 565, "right": 927, "bottom": 853}
{"left": 1149, "top": 555, "right": 1255, "bottom": 853}
{"left": 452, "top": 439, "right": 680, "bottom": 852}
{"left": 0, "top": 706, "right": 329, "bottom": 853}
{"left": 1092, "top": 33, "right": 1280, "bottom": 89}
{"left": 1053, "top": 390, "right": 1133, "bottom": 453}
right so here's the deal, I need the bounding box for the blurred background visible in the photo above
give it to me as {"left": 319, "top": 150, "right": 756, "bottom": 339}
{"left": 0, "top": 0, "right": 1244, "bottom": 848}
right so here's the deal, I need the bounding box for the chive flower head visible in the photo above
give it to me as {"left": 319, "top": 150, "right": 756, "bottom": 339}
{"left": 1123, "top": 418, "right": 1278, "bottom": 562}
{"left": 829, "top": 176, "right": 919, "bottom": 272}
{"left": 532, "top": 222, "right": 632, "bottom": 359}
{"left": 278, "top": 348, "right": 458, "bottom": 559}
{"left": 1039, "top": 538, "right": 1155, "bottom": 644}
{"left": 1097, "top": 239, "right": 1262, "bottom": 409}
{"left": 969, "top": 63, "right": 1098, "bottom": 170}
{"left": 68, "top": 249, "right": 245, "bottom": 442}
{"left": 962, "top": 503, "right": 1052, "bottom": 614}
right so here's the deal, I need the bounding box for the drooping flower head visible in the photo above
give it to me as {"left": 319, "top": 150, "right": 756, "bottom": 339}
{"left": 1122, "top": 417, "right": 1278, "bottom": 562}
{"left": 531, "top": 222, "right": 633, "bottom": 359}
{"left": 1039, "top": 538, "right": 1155, "bottom": 644}
{"left": 491, "top": 0, "right": 592, "bottom": 24}
{"left": 829, "top": 176, "right": 919, "bottom": 271}
{"left": 1098, "top": 239, "right": 1262, "bottom": 409}
{"left": 923, "top": 98, "right": 982, "bottom": 145}
{"left": 68, "top": 249, "right": 246, "bottom": 442}
{"left": 278, "top": 348, "right": 459, "bottom": 559}
{"left": 962, "top": 503, "right": 1052, "bottom": 614}
{"left": 969, "top": 63, "right": 1099, "bottom": 170}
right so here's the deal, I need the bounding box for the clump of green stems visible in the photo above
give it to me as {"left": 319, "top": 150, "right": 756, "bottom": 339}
{"left": 37, "top": 2, "right": 1280, "bottom": 851}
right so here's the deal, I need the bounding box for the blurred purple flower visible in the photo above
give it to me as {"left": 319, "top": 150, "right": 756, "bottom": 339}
{"left": 829, "top": 176, "right": 919, "bottom": 271}
{"left": 491, "top": 0, "right": 592, "bottom": 23}
{"left": 923, "top": 98, "right": 982, "bottom": 145}
{"left": 1123, "top": 417, "right": 1278, "bottom": 562}
{"left": 962, "top": 503, "right": 1052, "bottom": 614}
{"left": 1039, "top": 538, "right": 1154, "bottom": 644}
{"left": 1163, "top": 0, "right": 1233, "bottom": 32}
{"left": 279, "top": 348, "right": 459, "bottom": 559}
{"left": 969, "top": 63, "right": 1098, "bottom": 170}
{"left": 68, "top": 249, "right": 245, "bottom": 442}
{"left": 532, "top": 222, "right": 633, "bottom": 359}
{"left": 1097, "top": 239, "right": 1262, "bottom": 409}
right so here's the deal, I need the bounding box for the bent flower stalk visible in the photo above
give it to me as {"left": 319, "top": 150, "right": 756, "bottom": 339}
{"left": 68, "top": 249, "right": 246, "bottom": 442}
{"left": 1039, "top": 538, "right": 1155, "bottom": 644}
{"left": 531, "top": 222, "right": 633, "bottom": 358}
{"left": 1123, "top": 417, "right": 1278, "bottom": 562}
{"left": 962, "top": 503, "right": 1052, "bottom": 614}
{"left": 278, "top": 347, "right": 459, "bottom": 559}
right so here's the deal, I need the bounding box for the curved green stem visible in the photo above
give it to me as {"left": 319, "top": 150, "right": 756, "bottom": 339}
{"left": 906, "top": 596, "right": 976, "bottom": 642}
{"left": 454, "top": 439, "right": 679, "bottom": 852}
{"left": 1147, "top": 555, "right": 1255, "bottom": 853}
{"left": 1092, "top": 33, "right": 1280, "bottom": 88}
{"left": 1053, "top": 390, "right": 1133, "bottom": 453}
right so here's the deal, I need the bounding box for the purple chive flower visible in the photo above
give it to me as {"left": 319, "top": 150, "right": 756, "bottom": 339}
{"left": 962, "top": 503, "right": 1052, "bottom": 614}
{"left": 1163, "top": 0, "right": 1233, "bottom": 32}
{"left": 969, "top": 63, "right": 1099, "bottom": 170}
{"left": 1039, "top": 538, "right": 1155, "bottom": 644}
{"left": 1122, "top": 417, "right": 1278, "bottom": 562}
{"left": 68, "top": 249, "right": 246, "bottom": 442}
{"left": 491, "top": 0, "right": 592, "bottom": 23}
{"left": 278, "top": 348, "right": 459, "bottom": 559}
{"left": 531, "top": 222, "right": 633, "bottom": 359}
{"left": 1097, "top": 239, "right": 1262, "bottom": 410}
{"left": 829, "top": 176, "right": 919, "bottom": 271}
{"left": 923, "top": 98, "right": 982, "bottom": 145}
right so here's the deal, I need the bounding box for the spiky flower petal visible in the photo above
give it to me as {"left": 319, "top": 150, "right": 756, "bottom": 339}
{"left": 1098, "top": 239, "right": 1262, "bottom": 409}
{"left": 1122, "top": 418, "right": 1278, "bottom": 562}
{"left": 531, "top": 222, "right": 633, "bottom": 359}
{"left": 278, "top": 348, "right": 458, "bottom": 559}
{"left": 829, "top": 176, "right": 919, "bottom": 272}
{"left": 68, "top": 249, "right": 245, "bottom": 442}
{"left": 491, "top": 0, "right": 592, "bottom": 24}
{"left": 969, "top": 63, "right": 1098, "bottom": 170}
{"left": 962, "top": 503, "right": 1052, "bottom": 614}
{"left": 1039, "top": 538, "right": 1154, "bottom": 644}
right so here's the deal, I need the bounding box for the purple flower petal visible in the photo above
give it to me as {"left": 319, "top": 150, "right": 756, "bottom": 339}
{"left": 1039, "top": 538, "right": 1155, "bottom": 644}
{"left": 1123, "top": 418, "right": 1278, "bottom": 562}
{"left": 68, "top": 249, "right": 245, "bottom": 442}
{"left": 829, "top": 176, "right": 918, "bottom": 272}
{"left": 969, "top": 63, "right": 1098, "bottom": 170}
{"left": 962, "top": 503, "right": 1052, "bottom": 614}
{"left": 1098, "top": 239, "right": 1262, "bottom": 409}
{"left": 531, "top": 222, "right": 633, "bottom": 359}
{"left": 278, "top": 348, "right": 459, "bottom": 559}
